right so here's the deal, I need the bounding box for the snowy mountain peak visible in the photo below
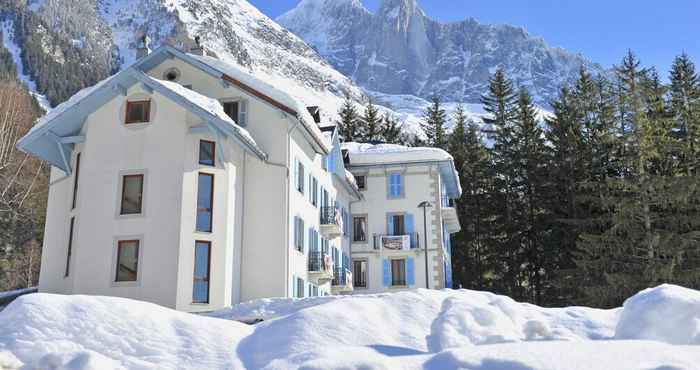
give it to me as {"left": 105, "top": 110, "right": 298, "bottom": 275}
{"left": 378, "top": 0, "right": 420, "bottom": 15}
{"left": 278, "top": 0, "right": 603, "bottom": 106}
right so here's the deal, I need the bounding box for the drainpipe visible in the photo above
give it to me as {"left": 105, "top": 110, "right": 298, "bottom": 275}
{"left": 282, "top": 114, "right": 301, "bottom": 297}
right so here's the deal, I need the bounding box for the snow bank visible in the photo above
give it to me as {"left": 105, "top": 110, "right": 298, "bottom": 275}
{"left": 0, "top": 294, "right": 252, "bottom": 370}
{"left": 2, "top": 286, "right": 700, "bottom": 369}
{"left": 615, "top": 284, "right": 700, "bottom": 345}
{"left": 214, "top": 289, "right": 617, "bottom": 368}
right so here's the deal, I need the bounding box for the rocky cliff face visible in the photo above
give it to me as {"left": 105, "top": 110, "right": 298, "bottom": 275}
{"left": 278, "top": 0, "right": 602, "bottom": 106}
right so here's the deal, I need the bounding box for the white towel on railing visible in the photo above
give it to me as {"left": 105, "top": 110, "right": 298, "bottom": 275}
{"left": 381, "top": 235, "right": 411, "bottom": 251}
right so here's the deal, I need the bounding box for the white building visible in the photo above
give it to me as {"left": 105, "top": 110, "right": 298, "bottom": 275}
{"left": 343, "top": 143, "right": 461, "bottom": 293}
{"left": 17, "top": 45, "right": 460, "bottom": 312}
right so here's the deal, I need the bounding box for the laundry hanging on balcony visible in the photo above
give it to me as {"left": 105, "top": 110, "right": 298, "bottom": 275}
{"left": 381, "top": 235, "right": 411, "bottom": 251}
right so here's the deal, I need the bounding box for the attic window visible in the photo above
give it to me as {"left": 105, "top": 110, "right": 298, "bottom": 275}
{"left": 125, "top": 100, "right": 151, "bottom": 124}
{"left": 221, "top": 100, "right": 248, "bottom": 126}
{"left": 163, "top": 68, "right": 181, "bottom": 82}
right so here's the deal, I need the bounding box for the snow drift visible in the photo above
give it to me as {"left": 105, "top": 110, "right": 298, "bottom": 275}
{"left": 1, "top": 286, "right": 699, "bottom": 369}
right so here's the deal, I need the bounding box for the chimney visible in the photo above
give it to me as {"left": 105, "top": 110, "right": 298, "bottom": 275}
{"left": 136, "top": 35, "right": 151, "bottom": 59}
{"left": 190, "top": 36, "right": 205, "bottom": 56}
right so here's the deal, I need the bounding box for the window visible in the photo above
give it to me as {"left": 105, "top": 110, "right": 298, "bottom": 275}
{"left": 311, "top": 177, "right": 318, "bottom": 207}
{"left": 199, "top": 140, "right": 215, "bottom": 166}
{"left": 71, "top": 153, "right": 81, "bottom": 209}
{"left": 65, "top": 217, "right": 75, "bottom": 277}
{"left": 197, "top": 173, "right": 214, "bottom": 232}
{"left": 222, "top": 100, "right": 248, "bottom": 126}
{"left": 355, "top": 175, "right": 366, "bottom": 191}
{"left": 296, "top": 277, "right": 304, "bottom": 298}
{"left": 193, "top": 241, "right": 211, "bottom": 303}
{"left": 391, "top": 259, "right": 406, "bottom": 286}
{"left": 388, "top": 172, "right": 403, "bottom": 198}
{"left": 296, "top": 161, "right": 305, "bottom": 194}
{"left": 294, "top": 216, "right": 305, "bottom": 252}
{"left": 120, "top": 174, "right": 144, "bottom": 215}
{"left": 116, "top": 240, "right": 139, "bottom": 282}
{"left": 125, "top": 100, "right": 151, "bottom": 124}
{"left": 390, "top": 214, "right": 406, "bottom": 236}
{"left": 353, "top": 260, "right": 367, "bottom": 288}
{"left": 163, "top": 67, "right": 181, "bottom": 82}
{"left": 353, "top": 216, "right": 367, "bottom": 242}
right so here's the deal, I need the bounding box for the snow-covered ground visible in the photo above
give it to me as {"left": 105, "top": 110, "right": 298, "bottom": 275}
{"left": 0, "top": 19, "right": 51, "bottom": 111}
{"left": 1, "top": 285, "right": 699, "bottom": 369}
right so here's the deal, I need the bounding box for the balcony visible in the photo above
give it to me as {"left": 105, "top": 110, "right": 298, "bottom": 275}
{"left": 308, "top": 250, "right": 334, "bottom": 283}
{"left": 331, "top": 267, "right": 353, "bottom": 293}
{"left": 372, "top": 233, "right": 420, "bottom": 251}
{"left": 441, "top": 199, "right": 461, "bottom": 233}
{"left": 320, "top": 206, "right": 342, "bottom": 239}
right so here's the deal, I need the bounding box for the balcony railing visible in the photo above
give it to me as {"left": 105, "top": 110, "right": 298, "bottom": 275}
{"left": 308, "top": 250, "right": 334, "bottom": 283}
{"left": 332, "top": 267, "right": 353, "bottom": 292}
{"left": 372, "top": 233, "right": 420, "bottom": 251}
{"left": 308, "top": 251, "right": 332, "bottom": 272}
{"left": 320, "top": 206, "right": 342, "bottom": 238}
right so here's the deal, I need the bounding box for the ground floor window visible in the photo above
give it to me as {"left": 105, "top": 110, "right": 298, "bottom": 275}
{"left": 116, "top": 240, "right": 139, "bottom": 282}
{"left": 353, "top": 259, "right": 367, "bottom": 288}
{"left": 391, "top": 259, "right": 406, "bottom": 286}
{"left": 193, "top": 241, "right": 211, "bottom": 303}
{"left": 296, "top": 277, "right": 305, "bottom": 298}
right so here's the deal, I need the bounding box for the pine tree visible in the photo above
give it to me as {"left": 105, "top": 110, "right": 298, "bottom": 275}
{"left": 337, "top": 93, "right": 361, "bottom": 142}
{"left": 361, "top": 98, "right": 383, "bottom": 142}
{"left": 481, "top": 69, "right": 521, "bottom": 297}
{"left": 669, "top": 53, "right": 700, "bottom": 175}
{"left": 573, "top": 55, "right": 700, "bottom": 307}
{"left": 421, "top": 95, "right": 448, "bottom": 149}
{"left": 449, "top": 107, "right": 493, "bottom": 290}
{"left": 512, "top": 89, "right": 549, "bottom": 303}
{"left": 381, "top": 113, "right": 406, "bottom": 144}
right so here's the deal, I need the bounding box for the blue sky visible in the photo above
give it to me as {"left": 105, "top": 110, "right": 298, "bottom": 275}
{"left": 251, "top": 0, "right": 700, "bottom": 76}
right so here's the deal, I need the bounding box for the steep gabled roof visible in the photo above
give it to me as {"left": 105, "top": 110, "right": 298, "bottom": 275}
{"left": 16, "top": 68, "right": 267, "bottom": 173}
{"left": 133, "top": 46, "right": 331, "bottom": 154}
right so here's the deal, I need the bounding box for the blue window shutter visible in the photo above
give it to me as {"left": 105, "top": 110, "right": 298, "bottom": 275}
{"left": 382, "top": 259, "right": 391, "bottom": 287}
{"left": 407, "top": 257, "right": 415, "bottom": 286}
{"left": 294, "top": 216, "right": 299, "bottom": 248}
{"left": 292, "top": 275, "right": 297, "bottom": 297}
{"left": 308, "top": 228, "right": 313, "bottom": 254}
{"left": 387, "top": 215, "right": 394, "bottom": 235}
{"left": 405, "top": 213, "right": 415, "bottom": 248}
{"left": 329, "top": 150, "right": 336, "bottom": 173}
{"left": 396, "top": 174, "right": 403, "bottom": 196}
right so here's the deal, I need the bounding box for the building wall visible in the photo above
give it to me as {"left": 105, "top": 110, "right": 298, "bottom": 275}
{"left": 148, "top": 58, "right": 293, "bottom": 303}
{"left": 37, "top": 54, "right": 376, "bottom": 312}
{"left": 349, "top": 163, "right": 447, "bottom": 294}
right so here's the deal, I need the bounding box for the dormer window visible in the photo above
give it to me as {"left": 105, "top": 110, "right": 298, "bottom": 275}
{"left": 125, "top": 100, "right": 151, "bottom": 124}
{"left": 221, "top": 100, "right": 248, "bottom": 126}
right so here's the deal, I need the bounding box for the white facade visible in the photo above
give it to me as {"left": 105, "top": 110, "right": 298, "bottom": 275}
{"left": 22, "top": 46, "right": 459, "bottom": 312}
{"left": 344, "top": 144, "right": 461, "bottom": 294}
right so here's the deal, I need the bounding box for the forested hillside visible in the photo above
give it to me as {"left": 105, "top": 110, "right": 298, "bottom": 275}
{"left": 0, "top": 80, "right": 47, "bottom": 291}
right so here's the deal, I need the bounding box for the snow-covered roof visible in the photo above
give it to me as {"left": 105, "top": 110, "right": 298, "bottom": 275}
{"left": 131, "top": 46, "right": 332, "bottom": 154}
{"left": 146, "top": 77, "right": 261, "bottom": 154}
{"left": 188, "top": 53, "right": 331, "bottom": 153}
{"left": 342, "top": 142, "right": 453, "bottom": 166}
{"left": 16, "top": 67, "right": 267, "bottom": 173}
{"left": 342, "top": 142, "right": 462, "bottom": 198}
